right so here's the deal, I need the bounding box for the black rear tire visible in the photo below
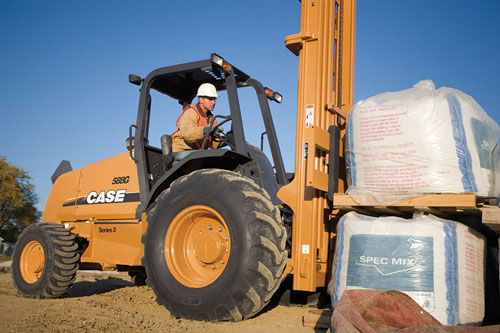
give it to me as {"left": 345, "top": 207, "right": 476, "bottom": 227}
{"left": 12, "top": 222, "right": 79, "bottom": 298}
{"left": 142, "top": 169, "right": 287, "bottom": 321}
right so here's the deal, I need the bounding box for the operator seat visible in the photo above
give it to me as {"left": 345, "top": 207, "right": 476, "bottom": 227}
{"left": 161, "top": 135, "right": 175, "bottom": 169}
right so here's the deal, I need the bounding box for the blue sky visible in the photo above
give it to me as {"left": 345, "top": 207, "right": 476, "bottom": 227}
{"left": 1, "top": 0, "right": 499, "bottom": 212}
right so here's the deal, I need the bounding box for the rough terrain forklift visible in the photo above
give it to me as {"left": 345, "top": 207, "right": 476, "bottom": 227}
{"left": 12, "top": 0, "right": 360, "bottom": 322}
{"left": 12, "top": 53, "right": 291, "bottom": 320}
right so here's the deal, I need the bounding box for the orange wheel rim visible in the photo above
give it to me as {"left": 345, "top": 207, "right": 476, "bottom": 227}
{"left": 20, "top": 240, "right": 45, "bottom": 284}
{"left": 165, "top": 205, "right": 231, "bottom": 288}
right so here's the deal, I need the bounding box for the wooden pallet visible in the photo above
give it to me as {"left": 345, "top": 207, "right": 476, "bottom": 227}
{"left": 333, "top": 193, "right": 500, "bottom": 233}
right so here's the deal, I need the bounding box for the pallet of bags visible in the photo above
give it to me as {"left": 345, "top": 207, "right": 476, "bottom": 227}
{"left": 328, "top": 211, "right": 486, "bottom": 326}
{"left": 346, "top": 80, "right": 500, "bottom": 205}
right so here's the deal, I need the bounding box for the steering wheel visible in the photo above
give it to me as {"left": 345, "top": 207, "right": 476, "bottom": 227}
{"left": 201, "top": 115, "right": 232, "bottom": 150}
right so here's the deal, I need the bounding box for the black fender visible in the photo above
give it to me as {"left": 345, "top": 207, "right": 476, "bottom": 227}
{"left": 143, "top": 149, "right": 251, "bottom": 212}
{"left": 246, "top": 144, "right": 283, "bottom": 206}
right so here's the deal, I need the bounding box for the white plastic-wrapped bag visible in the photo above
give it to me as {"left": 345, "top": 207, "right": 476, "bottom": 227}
{"left": 346, "top": 80, "right": 500, "bottom": 205}
{"left": 329, "top": 211, "right": 486, "bottom": 326}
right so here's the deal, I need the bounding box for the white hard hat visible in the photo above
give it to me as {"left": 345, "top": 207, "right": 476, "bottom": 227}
{"left": 197, "top": 83, "right": 218, "bottom": 98}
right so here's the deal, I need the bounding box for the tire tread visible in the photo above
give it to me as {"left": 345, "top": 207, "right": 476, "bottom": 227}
{"left": 142, "top": 169, "right": 287, "bottom": 322}
{"left": 12, "top": 222, "right": 80, "bottom": 299}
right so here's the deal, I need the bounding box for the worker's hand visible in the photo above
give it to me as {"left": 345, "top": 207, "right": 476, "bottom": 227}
{"left": 213, "top": 127, "right": 222, "bottom": 137}
{"left": 203, "top": 127, "right": 211, "bottom": 137}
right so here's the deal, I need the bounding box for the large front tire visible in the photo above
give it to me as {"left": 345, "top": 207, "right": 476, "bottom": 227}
{"left": 12, "top": 223, "right": 79, "bottom": 298}
{"left": 142, "top": 169, "right": 287, "bottom": 321}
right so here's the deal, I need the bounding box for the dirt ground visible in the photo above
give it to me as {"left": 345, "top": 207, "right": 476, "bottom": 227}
{"left": 0, "top": 266, "right": 322, "bottom": 332}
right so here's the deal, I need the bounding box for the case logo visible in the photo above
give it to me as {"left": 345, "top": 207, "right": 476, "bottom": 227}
{"left": 87, "top": 189, "right": 127, "bottom": 204}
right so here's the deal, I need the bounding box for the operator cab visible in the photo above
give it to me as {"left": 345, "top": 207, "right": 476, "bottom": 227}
{"left": 127, "top": 54, "right": 288, "bottom": 213}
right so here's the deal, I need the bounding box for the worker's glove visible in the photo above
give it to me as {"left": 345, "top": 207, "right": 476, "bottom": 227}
{"left": 203, "top": 127, "right": 211, "bottom": 137}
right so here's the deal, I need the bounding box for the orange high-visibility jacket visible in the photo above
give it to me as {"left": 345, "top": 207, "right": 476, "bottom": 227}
{"left": 171, "top": 104, "right": 219, "bottom": 152}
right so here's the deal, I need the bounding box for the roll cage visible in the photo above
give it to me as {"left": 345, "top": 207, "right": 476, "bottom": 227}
{"left": 129, "top": 53, "right": 288, "bottom": 208}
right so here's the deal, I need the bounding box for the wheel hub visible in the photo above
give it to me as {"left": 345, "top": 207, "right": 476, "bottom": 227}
{"left": 20, "top": 240, "right": 45, "bottom": 284}
{"left": 165, "top": 205, "right": 231, "bottom": 288}
{"left": 195, "top": 232, "right": 224, "bottom": 264}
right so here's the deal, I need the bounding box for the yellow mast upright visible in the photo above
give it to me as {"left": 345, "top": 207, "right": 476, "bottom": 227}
{"left": 278, "top": 0, "right": 356, "bottom": 291}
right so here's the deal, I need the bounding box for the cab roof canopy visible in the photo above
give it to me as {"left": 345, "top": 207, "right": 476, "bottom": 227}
{"left": 146, "top": 54, "right": 250, "bottom": 104}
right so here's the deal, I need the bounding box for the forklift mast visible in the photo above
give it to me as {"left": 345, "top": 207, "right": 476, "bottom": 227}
{"left": 278, "top": 0, "right": 356, "bottom": 291}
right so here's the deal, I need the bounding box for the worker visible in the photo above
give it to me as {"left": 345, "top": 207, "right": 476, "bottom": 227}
{"left": 170, "top": 83, "right": 225, "bottom": 160}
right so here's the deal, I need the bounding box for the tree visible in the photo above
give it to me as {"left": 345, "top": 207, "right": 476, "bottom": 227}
{"left": 0, "top": 156, "right": 40, "bottom": 242}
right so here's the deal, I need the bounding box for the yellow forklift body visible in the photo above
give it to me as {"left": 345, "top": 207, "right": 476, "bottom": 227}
{"left": 76, "top": 215, "right": 146, "bottom": 268}
{"left": 42, "top": 168, "right": 81, "bottom": 223}
{"left": 39, "top": 0, "right": 358, "bottom": 288}
{"left": 42, "top": 152, "right": 145, "bottom": 268}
